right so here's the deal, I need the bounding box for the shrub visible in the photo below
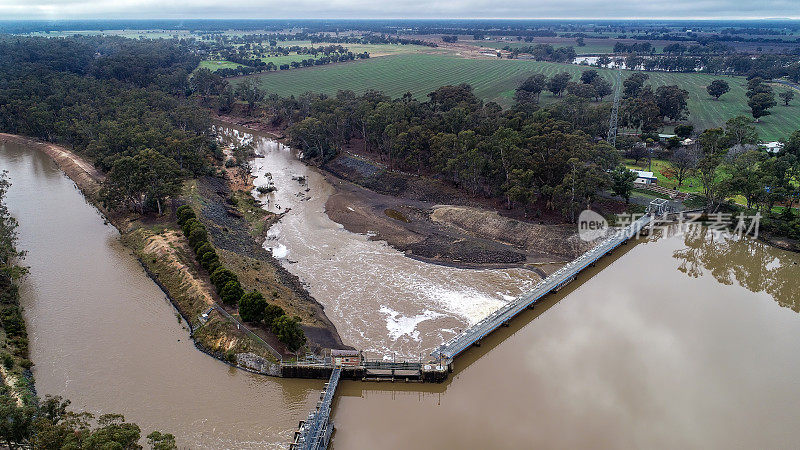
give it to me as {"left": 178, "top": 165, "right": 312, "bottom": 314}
{"left": 1, "top": 353, "right": 13, "bottom": 370}
{"left": 263, "top": 304, "right": 285, "bottom": 328}
{"left": 238, "top": 291, "right": 267, "bottom": 322}
{"left": 271, "top": 315, "right": 306, "bottom": 351}
{"left": 209, "top": 267, "right": 238, "bottom": 292}
{"left": 188, "top": 227, "right": 208, "bottom": 250}
{"left": 256, "top": 185, "right": 275, "bottom": 194}
{"left": 181, "top": 218, "right": 201, "bottom": 236}
{"left": 0, "top": 306, "right": 26, "bottom": 338}
{"left": 195, "top": 243, "right": 214, "bottom": 258}
{"left": 199, "top": 251, "right": 219, "bottom": 271}
{"left": 176, "top": 205, "right": 196, "bottom": 225}
{"left": 220, "top": 280, "right": 244, "bottom": 306}
{"left": 206, "top": 261, "right": 221, "bottom": 274}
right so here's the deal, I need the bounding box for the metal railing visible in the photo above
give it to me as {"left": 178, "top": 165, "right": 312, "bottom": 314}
{"left": 431, "top": 214, "right": 652, "bottom": 362}
{"left": 291, "top": 366, "right": 341, "bottom": 450}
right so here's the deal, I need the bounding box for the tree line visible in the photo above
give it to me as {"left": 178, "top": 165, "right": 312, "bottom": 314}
{"left": 261, "top": 83, "right": 624, "bottom": 221}
{"left": 176, "top": 206, "right": 306, "bottom": 352}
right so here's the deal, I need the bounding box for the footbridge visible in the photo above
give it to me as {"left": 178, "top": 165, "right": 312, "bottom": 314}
{"left": 430, "top": 211, "right": 655, "bottom": 364}
{"left": 290, "top": 366, "right": 341, "bottom": 450}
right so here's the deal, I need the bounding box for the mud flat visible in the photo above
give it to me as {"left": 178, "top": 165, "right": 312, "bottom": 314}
{"left": 323, "top": 152, "right": 589, "bottom": 270}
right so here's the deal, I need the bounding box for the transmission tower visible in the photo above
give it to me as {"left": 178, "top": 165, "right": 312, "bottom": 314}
{"left": 607, "top": 68, "right": 622, "bottom": 147}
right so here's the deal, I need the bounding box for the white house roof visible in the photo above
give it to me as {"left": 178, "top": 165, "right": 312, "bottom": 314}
{"left": 631, "top": 169, "right": 656, "bottom": 179}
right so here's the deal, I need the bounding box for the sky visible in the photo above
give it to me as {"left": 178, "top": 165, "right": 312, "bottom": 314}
{"left": 0, "top": 0, "right": 798, "bottom": 20}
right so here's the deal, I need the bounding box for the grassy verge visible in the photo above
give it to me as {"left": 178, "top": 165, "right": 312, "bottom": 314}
{"left": 121, "top": 224, "right": 280, "bottom": 363}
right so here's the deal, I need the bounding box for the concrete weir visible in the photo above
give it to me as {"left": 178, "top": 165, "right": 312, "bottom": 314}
{"left": 430, "top": 211, "right": 656, "bottom": 364}
{"left": 289, "top": 204, "right": 678, "bottom": 449}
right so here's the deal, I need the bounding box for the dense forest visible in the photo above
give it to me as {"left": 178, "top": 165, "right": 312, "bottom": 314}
{"left": 0, "top": 36, "right": 215, "bottom": 214}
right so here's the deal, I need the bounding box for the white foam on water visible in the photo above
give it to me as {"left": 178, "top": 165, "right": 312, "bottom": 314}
{"left": 380, "top": 306, "right": 444, "bottom": 341}
{"left": 268, "top": 243, "right": 289, "bottom": 259}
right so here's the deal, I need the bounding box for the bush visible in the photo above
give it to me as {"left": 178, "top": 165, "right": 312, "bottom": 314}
{"left": 176, "top": 205, "right": 196, "bottom": 225}
{"left": 263, "top": 304, "right": 284, "bottom": 328}
{"left": 181, "top": 218, "right": 201, "bottom": 236}
{"left": 220, "top": 281, "right": 244, "bottom": 306}
{"left": 188, "top": 227, "right": 208, "bottom": 250}
{"left": 256, "top": 185, "right": 275, "bottom": 194}
{"left": 199, "top": 251, "right": 219, "bottom": 272}
{"left": 271, "top": 315, "right": 306, "bottom": 351}
{"left": 195, "top": 243, "right": 214, "bottom": 258}
{"left": 1, "top": 353, "right": 13, "bottom": 370}
{"left": 0, "top": 306, "right": 26, "bottom": 338}
{"left": 209, "top": 267, "right": 238, "bottom": 292}
{"left": 206, "top": 261, "right": 221, "bottom": 274}
{"left": 238, "top": 291, "right": 267, "bottom": 322}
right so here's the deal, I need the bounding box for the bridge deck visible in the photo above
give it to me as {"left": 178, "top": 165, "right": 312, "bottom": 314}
{"left": 290, "top": 366, "right": 341, "bottom": 450}
{"left": 430, "top": 214, "right": 653, "bottom": 362}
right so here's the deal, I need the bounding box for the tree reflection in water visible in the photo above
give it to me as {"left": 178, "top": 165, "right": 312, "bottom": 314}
{"left": 670, "top": 225, "right": 800, "bottom": 313}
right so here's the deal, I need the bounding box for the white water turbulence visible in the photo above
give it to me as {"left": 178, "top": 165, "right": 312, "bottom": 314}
{"left": 222, "top": 127, "right": 543, "bottom": 359}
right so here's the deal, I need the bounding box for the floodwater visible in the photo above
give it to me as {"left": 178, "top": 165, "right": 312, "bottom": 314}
{"left": 331, "top": 228, "right": 800, "bottom": 449}
{"left": 0, "top": 141, "right": 321, "bottom": 449}
{"left": 228, "top": 126, "right": 542, "bottom": 359}
{"left": 5, "top": 132, "right": 800, "bottom": 449}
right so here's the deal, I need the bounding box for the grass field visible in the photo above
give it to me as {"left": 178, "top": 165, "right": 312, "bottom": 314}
{"left": 198, "top": 60, "right": 245, "bottom": 71}
{"left": 241, "top": 53, "right": 800, "bottom": 141}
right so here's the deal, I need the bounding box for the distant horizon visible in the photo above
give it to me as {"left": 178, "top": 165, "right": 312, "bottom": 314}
{"left": 2, "top": 17, "right": 800, "bottom": 22}
{"left": 1, "top": 0, "right": 798, "bottom": 22}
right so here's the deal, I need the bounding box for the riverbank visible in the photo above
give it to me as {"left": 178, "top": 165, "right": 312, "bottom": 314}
{"left": 212, "top": 117, "right": 593, "bottom": 270}
{"left": 1, "top": 133, "right": 346, "bottom": 369}
{"left": 322, "top": 151, "right": 594, "bottom": 270}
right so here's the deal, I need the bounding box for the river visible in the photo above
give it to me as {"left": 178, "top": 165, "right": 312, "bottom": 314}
{"left": 0, "top": 140, "right": 320, "bottom": 449}
{"left": 229, "top": 127, "right": 543, "bottom": 359}
{"left": 4, "top": 133, "right": 800, "bottom": 449}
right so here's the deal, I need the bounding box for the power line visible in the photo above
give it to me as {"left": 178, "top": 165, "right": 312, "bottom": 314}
{"left": 607, "top": 67, "right": 622, "bottom": 147}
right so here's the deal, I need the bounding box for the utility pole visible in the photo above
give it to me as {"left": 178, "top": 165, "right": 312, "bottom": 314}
{"left": 607, "top": 67, "right": 623, "bottom": 148}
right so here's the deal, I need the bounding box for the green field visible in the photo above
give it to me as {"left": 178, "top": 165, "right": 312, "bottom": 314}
{"left": 198, "top": 60, "right": 245, "bottom": 71}
{"left": 241, "top": 53, "right": 800, "bottom": 141}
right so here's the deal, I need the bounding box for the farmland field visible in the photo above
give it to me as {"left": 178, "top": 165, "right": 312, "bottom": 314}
{"left": 198, "top": 60, "right": 244, "bottom": 71}
{"left": 241, "top": 53, "right": 800, "bottom": 141}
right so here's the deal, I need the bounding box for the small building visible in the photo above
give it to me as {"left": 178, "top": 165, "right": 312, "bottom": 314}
{"left": 631, "top": 170, "right": 658, "bottom": 185}
{"left": 681, "top": 138, "right": 696, "bottom": 147}
{"left": 761, "top": 141, "right": 784, "bottom": 154}
{"left": 658, "top": 133, "right": 677, "bottom": 142}
{"left": 331, "top": 349, "right": 361, "bottom": 367}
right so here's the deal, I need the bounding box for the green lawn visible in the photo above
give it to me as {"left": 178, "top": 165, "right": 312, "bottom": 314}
{"left": 624, "top": 158, "right": 704, "bottom": 193}
{"left": 240, "top": 53, "right": 800, "bottom": 141}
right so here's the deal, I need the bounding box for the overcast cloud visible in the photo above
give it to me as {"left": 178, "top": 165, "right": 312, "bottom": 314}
{"left": 0, "top": 0, "right": 798, "bottom": 20}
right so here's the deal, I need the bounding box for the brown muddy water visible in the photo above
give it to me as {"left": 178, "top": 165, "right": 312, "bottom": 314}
{"left": 0, "top": 141, "right": 321, "bottom": 449}
{"left": 4, "top": 133, "right": 800, "bottom": 449}
{"left": 223, "top": 126, "right": 543, "bottom": 359}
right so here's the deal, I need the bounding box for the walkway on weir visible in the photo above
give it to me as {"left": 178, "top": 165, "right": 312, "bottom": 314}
{"left": 290, "top": 366, "right": 341, "bottom": 450}
{"left": 430, "top": 212, "right": 654, "bottom": 363}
